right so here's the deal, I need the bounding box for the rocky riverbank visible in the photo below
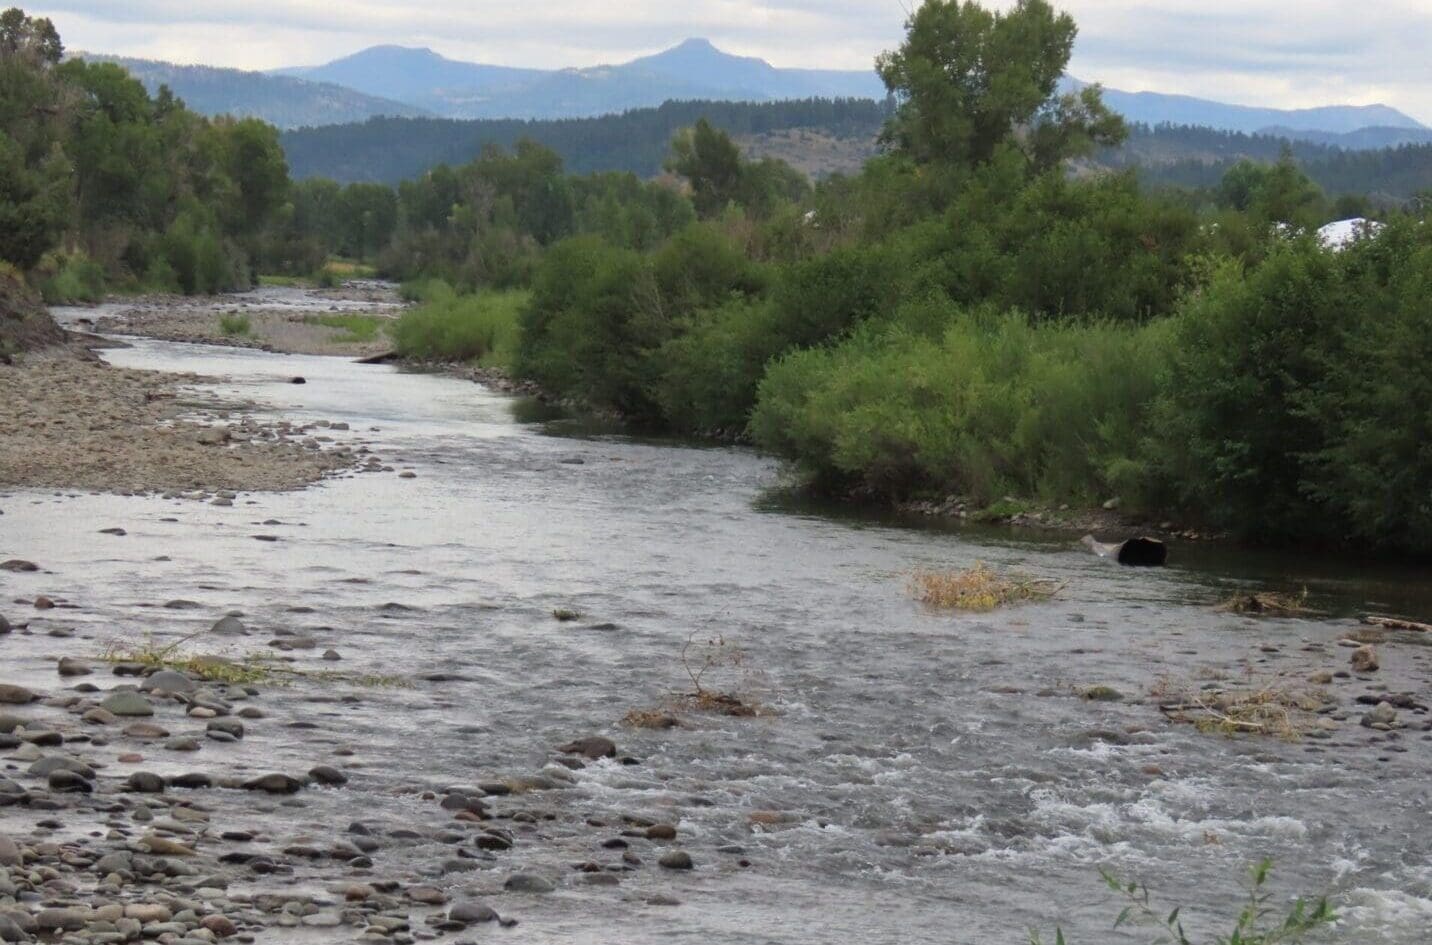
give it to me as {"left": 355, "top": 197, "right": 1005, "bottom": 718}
{"left": 0, "top": 603, "right": 701, "bottom": 945}
{"left": 88, "top": 284, "right": 405, "bottom": 359}
{"left": 0, "top": 349, "right": 351, "bottom": 497}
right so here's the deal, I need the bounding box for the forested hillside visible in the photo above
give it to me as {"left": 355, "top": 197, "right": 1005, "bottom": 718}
{"left": 279, "top": 99, "right": 890, "bottom": 182}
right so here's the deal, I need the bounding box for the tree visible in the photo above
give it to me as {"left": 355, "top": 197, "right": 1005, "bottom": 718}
{"left": 875, "top": 0, "right": 1124, "bottom": 169}
{"left": 666, "top": 119, "right": 743, "bottom": 217}
{"left": 0, "top": 7, "right": 70, "bottom": 269}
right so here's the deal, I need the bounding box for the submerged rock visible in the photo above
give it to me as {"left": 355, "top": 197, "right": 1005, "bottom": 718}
{"left": 101, "top": 691, "right": 154, "bottom": 716}
{"left": 558, "top": 735, "right": 617, "bottom": 760}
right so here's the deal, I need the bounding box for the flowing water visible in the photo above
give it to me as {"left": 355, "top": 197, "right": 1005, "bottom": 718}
{"left": 4, "top": 310, "right": 1432, "bottom": 943}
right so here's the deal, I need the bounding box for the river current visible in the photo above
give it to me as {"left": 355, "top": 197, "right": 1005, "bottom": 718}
{"left": 4, "top": 317, "right": 1431, "bottom": 944}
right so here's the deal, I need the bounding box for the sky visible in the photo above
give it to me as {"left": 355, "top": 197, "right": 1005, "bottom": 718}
{"left": 24, "top": 1, "right": 1432, "bottom": 124}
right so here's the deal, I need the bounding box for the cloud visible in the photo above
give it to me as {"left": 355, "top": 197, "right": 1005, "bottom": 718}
{"left": 24, "top": 0, "right": 1432, "bottom": 121}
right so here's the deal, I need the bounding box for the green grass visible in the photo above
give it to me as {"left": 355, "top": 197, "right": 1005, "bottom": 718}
{"left": 391, "top": 286, "right": 528, "bottom": 370}
{"left": 306, "top": 313, "right": 386, "bottom": 343}
{"left": 218, "top": 313, "right": 252, "bottom": 337}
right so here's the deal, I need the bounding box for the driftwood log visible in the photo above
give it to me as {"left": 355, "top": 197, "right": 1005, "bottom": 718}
{"left": 1364, "top": 615, "right": 1432, "bottom": 634}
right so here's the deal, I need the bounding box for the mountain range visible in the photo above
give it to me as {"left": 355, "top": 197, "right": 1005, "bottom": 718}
{"left": 74, "top": 54, "right": 431, "bottom": 128}
{"left": 274, "top": 39, "right": 887, "bottom": 121}
{"left": 75, "top": 38, "right": 1429, "bottom": 145}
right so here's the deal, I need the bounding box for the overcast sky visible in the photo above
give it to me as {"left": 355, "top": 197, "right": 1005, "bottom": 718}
{"left": 25, "top": 1, "right": 1432, "bottom": 123}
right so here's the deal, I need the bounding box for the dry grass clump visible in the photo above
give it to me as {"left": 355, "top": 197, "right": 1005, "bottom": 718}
{"left": 911, "top": 563, "right": 1066, "bottom": 612}
{"left": 1216, "top": 589, "right": 1310, "bottom": 617}
{"left": 1156, "top": 674, "right": 1332, "bottom": 740}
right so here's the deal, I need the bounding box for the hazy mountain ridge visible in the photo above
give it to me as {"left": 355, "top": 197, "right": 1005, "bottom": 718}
{"left": 75, "top": 53, "right": 431, "bottom": 129}
{"left": 77, "top": 38, "right": 1428, "bottom": 144}
{"left": 276, "top": 39, "right": 887, "bottom": 119}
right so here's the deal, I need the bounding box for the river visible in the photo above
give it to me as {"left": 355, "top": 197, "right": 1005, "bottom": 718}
{"left": 4, "top": 314, "right": 1430, "bottom": 944}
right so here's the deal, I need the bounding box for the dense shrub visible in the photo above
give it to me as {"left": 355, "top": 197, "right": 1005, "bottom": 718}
{"left": 392, "top": 284, "right": 528, "bottom": 370}
{"left": 750, "top": 309, "right": 1168, "bottom": 503}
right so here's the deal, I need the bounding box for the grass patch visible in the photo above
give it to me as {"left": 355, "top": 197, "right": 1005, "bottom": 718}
{"left": 971, "top": 498, "right": 1031, "bottom": 523}
{"left": 218, "top": 313, "right": 252, "bottom": 337}
{"left": 911, "top": 563, "right": 1066, "bottom": 612}
{"left": 305, "top": 313, "right": 386, "bottom": 343}
{"left": 391, "top": 285, "right": 528, "bottom": 370}
{"left": 325, "top": 259, "right": 376, "bottom": 279}
{"left": 102, "top": 635, "right": 408, "bottom": 689}
{"left": 1216, "top": 589, "right": 1310, "bottom": 617}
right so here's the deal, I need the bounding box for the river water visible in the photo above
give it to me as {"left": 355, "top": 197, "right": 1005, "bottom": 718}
{"left": 4, "top": 319, "right": 1431, "bottom": 943}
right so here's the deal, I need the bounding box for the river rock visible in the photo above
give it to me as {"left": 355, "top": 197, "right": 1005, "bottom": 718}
{"left": 0, "top": 614, "right": 10, "bottom": 633}
{"left": 0, "top": 834, "right": 20, "bottom": 866}
{"left": 658, "top": 850, "right": 694, "bottom": 870}
{"left": 200, "top": 915, "right": 237, "bottom": 938}
{"left": 0, "top": 685, "right": 37, "bottom": 705}
{"left": 29, "top": 756, "right": 96, "bottom": 779}
{"left": 124, "top": 721, "right": 169, "bottom": 739}
{"left": 1361, "top": 702, "right": 1398, "bottom": 728}
{"left": 48, "top": 769, "right": 92, "bottom": 792}
{"left": 141, "top": 834, "right": 194, "bottom": 856}
{"left": 126, "top": 771, "right": 167, "bottom": 793}
{"left": 124, "top": 903, "right": 173, "bottom": 923}
{"left": 36, "top": 907, "right": 88, "bottom": 931}
{"left": 1351, "top": 646, "right": 1380, "bottom": 673}
{"left": 211, "top": 615, "right": 246, "bottom": 636}
{"left": 309, "top": 765, "right": 347, "bottom": 786}
{"left": 558, "top": 735, "right": 617, "bottom": 759}
{"left": 449, "top": 901, "right": 498, "bottom": 924}
{"left": 0, "top": 778, "right": 27, "bottom": 806}
{"left": 244, "top": 773, "right": 304, "bottom": 794}
{"left": 0, "top": 560, "right": 38, "bottom": 572}
{"left": 207, "top": 718, "right": 244, "bottom": 739}
{"left": 57, "top": 657, "right": 92, "bottom": 677}
{"left": 102, "top": 691, "right": 154, "bottom": 716}
{"left": 504, "top": 873, "right": 555, "bottom": 893}
{"left": 0, "top": 915, "right": 24, "bottom": 943}
{"left": 141, "top": 670, "right": 197, "bottom": 694}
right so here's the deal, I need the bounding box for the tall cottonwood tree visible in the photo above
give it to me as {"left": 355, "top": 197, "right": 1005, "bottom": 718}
{"left": 875, "top": 0, "right": 1125, "bottom": 170}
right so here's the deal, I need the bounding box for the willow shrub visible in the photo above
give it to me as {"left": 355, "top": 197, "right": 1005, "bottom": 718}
{"left": 750, "top": 308, "right": 1170, "bottom": 503}
{"left": 391, "top": 283, "right": 529, "bottom": 371}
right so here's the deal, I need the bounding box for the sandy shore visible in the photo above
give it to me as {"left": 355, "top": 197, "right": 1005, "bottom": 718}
{"left": 0, "top": 349, "right": 348, "bottom": 496}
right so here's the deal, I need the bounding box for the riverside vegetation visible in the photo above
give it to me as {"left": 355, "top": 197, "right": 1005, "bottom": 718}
{"left": 6, "top": 0, "right": 1432, "bottom": 554}
{"left": 7, "top": 1, "right": 1432, "bottom": 555}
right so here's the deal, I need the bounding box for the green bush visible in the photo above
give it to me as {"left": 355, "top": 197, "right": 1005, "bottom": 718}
{"left": 1147, "top": 240, "right": 1351, "bottom": 543}
{"left": 218, "top": 313, "right": 251, "bottom": 337}
{"left": 653, "top": 298, "right": 786, "bottom": 434}
{"left": 39, "top": 253, "right": 106, "bottom": 304}
{"left": 750, "top": 309, "right": 1168, "bottom": 503}
{"left": 392, "top": 286, "right": 527, "bottom": 370}
{"left": 517, "top": 236, "right": 664, "bottom": 416}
